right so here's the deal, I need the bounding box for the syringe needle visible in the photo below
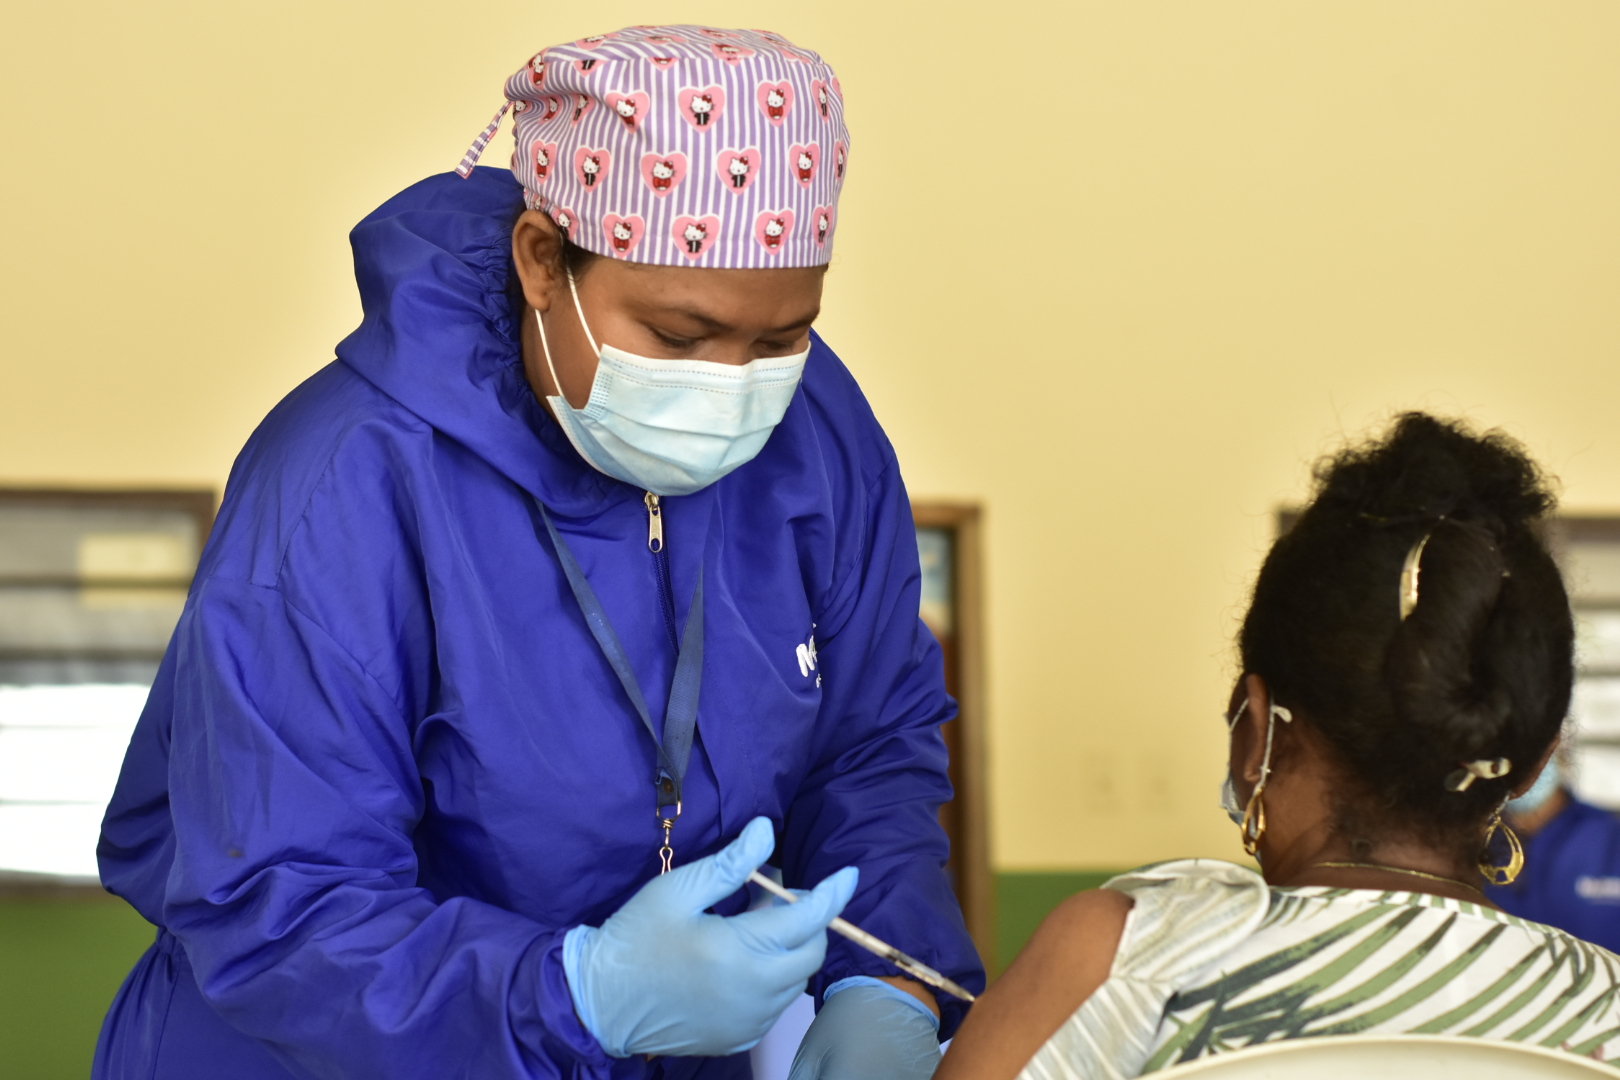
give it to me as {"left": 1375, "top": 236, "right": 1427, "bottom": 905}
{"left": 748, "top": 870, "right": 977, "bottom": 1003}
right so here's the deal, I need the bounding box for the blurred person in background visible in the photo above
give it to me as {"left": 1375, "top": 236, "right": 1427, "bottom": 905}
{"left": 92, "top": 25, "right": 978, "bottom": 1080}
{"left": 1488, "top": 755, "right": 1620, "bottom": 952}
{"left": 938, "top": 414, "right": 1620, "bottom": 1080}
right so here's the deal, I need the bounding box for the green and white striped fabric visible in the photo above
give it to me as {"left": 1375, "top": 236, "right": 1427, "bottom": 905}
{"left": 1018, "top": 859, "right": 1620, "bottom": 1079}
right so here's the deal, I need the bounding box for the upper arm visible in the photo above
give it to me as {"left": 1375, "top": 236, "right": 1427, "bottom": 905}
{"left": 877, "top": 976, "right": 941, "bottom": 1019}
{"left": 936, "top": 888, "right": 1134, "bottom": 1080}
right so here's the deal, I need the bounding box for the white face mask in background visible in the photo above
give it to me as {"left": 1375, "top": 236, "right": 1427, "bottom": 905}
{"left": 536, "top": 270, "right": 810, "bottom": 497}
{"left": 1507, "top": 757, "right": 1563, "bottom": 817}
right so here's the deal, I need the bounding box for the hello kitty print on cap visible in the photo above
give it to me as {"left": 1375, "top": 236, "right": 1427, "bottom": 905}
{"left": 457, "top": 25, "right": 849, "bottom": 268}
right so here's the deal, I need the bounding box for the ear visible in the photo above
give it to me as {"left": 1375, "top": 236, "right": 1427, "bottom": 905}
{"left": 1234, "top": 673, "right": 1273, "bottom": 787}
{"left": 511, "top": 209, "right": 568, "bottom": 313}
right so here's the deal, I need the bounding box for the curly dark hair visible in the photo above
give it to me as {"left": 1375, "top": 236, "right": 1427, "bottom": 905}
{"left": 1240, "top": 412, "right": 1574, "bottom": 858}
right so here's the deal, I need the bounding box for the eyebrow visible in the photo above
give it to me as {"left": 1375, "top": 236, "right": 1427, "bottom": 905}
{"left": 658, "top": 305, "right": 821, "bottom": 336}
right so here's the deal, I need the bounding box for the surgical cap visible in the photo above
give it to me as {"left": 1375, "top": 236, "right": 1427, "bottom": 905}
{"left": 458, "top": 26, "right": 850, "bottom": 269}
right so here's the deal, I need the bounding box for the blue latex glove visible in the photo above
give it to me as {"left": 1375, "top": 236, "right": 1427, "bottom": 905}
{"left": 788, "top": 976, "right": 943, "bottom": 1080}
{"left": 563, "top": 816, "right": 858, "bottom": 1058}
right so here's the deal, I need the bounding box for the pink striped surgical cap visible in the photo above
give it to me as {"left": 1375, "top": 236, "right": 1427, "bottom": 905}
{"left": 458, "top": 26, "right": 850, "bottom": 269}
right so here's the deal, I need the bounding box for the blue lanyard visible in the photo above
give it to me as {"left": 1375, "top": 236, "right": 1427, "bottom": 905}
{"left": 537, "top": 501, "right": 703, "bottom": 872}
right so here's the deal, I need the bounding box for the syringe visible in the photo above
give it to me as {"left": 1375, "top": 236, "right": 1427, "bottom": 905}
{"left": 747, "top": 870, "right": 977, "bottom": 1003}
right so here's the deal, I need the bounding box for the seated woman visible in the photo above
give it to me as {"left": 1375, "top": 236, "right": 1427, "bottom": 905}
{"left": 939, "top": 413, "right": 1620, "bottom": 1079}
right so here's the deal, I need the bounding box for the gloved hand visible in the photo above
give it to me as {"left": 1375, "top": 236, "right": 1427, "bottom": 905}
{"left": 563, "top": 816, "right": 858, "bottom": 1058}
{"left": 788, "top": 976, "right": 942, "bottom": 1080}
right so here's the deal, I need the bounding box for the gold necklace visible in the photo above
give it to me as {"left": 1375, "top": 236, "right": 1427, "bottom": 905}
{"left": 1308, "top": 860, "right": 1487, "bottom": 899}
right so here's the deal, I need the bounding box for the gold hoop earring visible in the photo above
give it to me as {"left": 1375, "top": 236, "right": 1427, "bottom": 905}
{"left": 1241, "top": 790, "right": 1266, "bottom": 858}
{"left": 1478, "top": 813, "right": 1524, "bottom": 886}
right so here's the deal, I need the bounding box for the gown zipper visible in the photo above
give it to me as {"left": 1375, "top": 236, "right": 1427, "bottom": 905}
{"left": 645, "top": 492, "right": 680, "bottom": 652}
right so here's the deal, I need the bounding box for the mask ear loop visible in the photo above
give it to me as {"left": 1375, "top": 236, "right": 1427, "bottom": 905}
{"left": 534, "top": 306, "right": 566, "bottom": 404}
{"left": 1241, "top": 697, "right": 1294, "bottom": 856}
{"left": 1255, "top": 700, "right": 1293, "bottom": 794}
{"left": 535, "top": 267, "right": 603, "bottom": 405}
{"left": 1227, "top": 698, "right": 1249, "bottom": 730}
{"left": 566, "top": 268, "right": 603, "bottom": 357}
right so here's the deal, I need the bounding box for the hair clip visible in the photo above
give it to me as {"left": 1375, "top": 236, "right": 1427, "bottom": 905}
{"left": 1398, "top": 533, "right": 1432, "bottom": 620}
{"left": 1445, "top": 758, "right": 1512, "bottom": 792}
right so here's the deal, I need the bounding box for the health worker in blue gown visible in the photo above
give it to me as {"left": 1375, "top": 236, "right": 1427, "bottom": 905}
{"left": 1488, "top": 759, "right": 1620, "bottom": 953}
{"left": 92, "top": 26, "right": 981, "bottom": 1080}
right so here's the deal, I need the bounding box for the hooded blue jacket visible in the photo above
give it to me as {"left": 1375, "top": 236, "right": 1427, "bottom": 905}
{"left": 93, "top": 168, "right": 981, "bottom": 1080}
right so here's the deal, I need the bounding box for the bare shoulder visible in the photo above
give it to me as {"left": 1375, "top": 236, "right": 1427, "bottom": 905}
{"left": 1038, "top": 887, "right": 1135, "bottom": 943}
{"left": 936, "top": 888, "right": 1134, "bottom": 1080}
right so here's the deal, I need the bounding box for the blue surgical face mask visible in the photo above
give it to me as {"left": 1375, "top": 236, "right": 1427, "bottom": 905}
{"left": 1220, "top": 699, "right": 1246, "bottom": 825}
{"left": 1507, "top": 758, "right": 1562, "bottom": 817}
{"left": 536, "top": 270, "right": 810, "bottom": 497}
{"left": 1220, "top": 774, "right": 1244, "bottom": 825}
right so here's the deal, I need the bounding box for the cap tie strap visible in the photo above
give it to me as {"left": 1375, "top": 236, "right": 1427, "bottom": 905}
{"left": 456, "top": 101, "right": 512, "bottom": 178}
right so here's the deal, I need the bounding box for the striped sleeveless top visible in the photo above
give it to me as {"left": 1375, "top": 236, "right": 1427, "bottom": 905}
{"left": 1018, "top": 859, "right": 1620, "bottom": 1079}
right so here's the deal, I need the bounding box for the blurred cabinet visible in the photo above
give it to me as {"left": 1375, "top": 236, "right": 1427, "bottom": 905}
{"left": 913, "top": 502, "right": 995, "bottom": 974}
{"left": 1547, "top": 518, "right": 1620, "bottom": 809}
{"left": 0, "top": 489, "right": 212, "bottom": 886}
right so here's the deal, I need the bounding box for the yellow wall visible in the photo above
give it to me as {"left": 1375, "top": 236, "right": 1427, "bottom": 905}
{"left": 5, "top": 2, "right": 1619, "bottom": 870}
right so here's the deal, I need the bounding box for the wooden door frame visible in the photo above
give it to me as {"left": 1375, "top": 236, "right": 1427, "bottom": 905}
{"left": 911, "top": 501, "right": 995, "bottom": 974}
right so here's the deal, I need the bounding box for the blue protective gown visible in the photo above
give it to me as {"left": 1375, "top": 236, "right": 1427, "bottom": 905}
{"left": 93, "top": 167, "right": 982, "bottom": 1080}
{"left": 1487, "top": 795, "right": 1620, "bottom": 954}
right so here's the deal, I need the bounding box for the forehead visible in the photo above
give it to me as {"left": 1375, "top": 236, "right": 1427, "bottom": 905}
{"left": 589, "top": 259, "right": 825, "bottom": 323}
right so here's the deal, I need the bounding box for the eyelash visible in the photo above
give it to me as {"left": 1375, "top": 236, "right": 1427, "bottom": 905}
{"left": 652, "top": 330, "right": 698, "bottom": 350}
{"left": 649, "top": 330, "right": 801, "bottom": 352}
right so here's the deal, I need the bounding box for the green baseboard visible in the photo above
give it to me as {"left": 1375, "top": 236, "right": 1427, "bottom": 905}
{"left": 0, "top": 897, "right": 156, "bottom": 1078}
{"left": 994, "top": 870, "right": 1123, "bottom": 972}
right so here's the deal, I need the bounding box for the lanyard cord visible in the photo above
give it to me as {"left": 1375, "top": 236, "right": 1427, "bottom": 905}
{"left": 536, "top": 500, "right": 704, "bottom": 870}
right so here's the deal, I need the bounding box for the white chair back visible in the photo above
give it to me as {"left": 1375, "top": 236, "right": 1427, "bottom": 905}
{"left": 1153, "top": 1035, "right": 1613, "bottom": 1078}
